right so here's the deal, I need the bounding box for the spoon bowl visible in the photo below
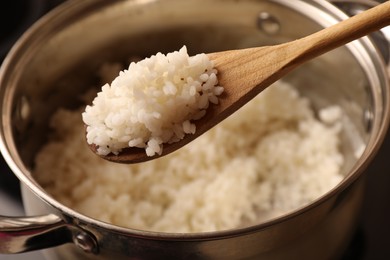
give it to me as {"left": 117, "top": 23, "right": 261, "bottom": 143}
{"left": 90, "top": 1, "right": 390, "bottom": 163}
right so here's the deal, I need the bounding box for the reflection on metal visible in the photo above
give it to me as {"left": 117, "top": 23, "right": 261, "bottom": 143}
{"left": 0, "top": 214, "right": 98, "bottom": 254}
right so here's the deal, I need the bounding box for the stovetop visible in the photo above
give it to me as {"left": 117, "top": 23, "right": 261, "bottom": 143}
{"left": 0, "top": 1, "right": 390, "bottom": 259}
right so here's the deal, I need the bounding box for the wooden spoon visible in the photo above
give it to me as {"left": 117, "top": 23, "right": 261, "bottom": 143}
{"left": 89, "top": 1, "right": 390, "bottom": 163}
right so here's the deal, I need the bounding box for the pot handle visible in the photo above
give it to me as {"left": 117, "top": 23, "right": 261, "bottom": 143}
{"left": 331, "top": 0, "right": 390, "bottom": 66}
{"left": 0, "top": 214, "right": 98, "bottom": 254}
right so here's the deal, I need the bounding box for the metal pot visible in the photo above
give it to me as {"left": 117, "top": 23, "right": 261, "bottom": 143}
{"left": 0, "top": 0, "right": 389, "bottom": 259}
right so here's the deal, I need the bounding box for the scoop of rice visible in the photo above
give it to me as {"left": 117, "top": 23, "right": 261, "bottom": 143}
{"left": 34, "top": 79, "right": 344, "bottom": 233}
{"left": 82, "top": 46, "right": 223, "bottom": 156}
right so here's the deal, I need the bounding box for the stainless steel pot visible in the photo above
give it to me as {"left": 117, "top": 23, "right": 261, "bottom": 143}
{"left": 0, "top": 0, "right": 389, "bottom": 259}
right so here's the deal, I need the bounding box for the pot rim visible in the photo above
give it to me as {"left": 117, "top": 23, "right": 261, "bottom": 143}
{"left": 0, "top": 0, "right": 389, "bottom": 240}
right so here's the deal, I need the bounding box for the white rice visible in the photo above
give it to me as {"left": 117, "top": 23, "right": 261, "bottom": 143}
{"left": 33, "top": 74, "right": 344, "bottom": 233}
{"left": 82, "top": 46, "right": 223, "bottom": 157}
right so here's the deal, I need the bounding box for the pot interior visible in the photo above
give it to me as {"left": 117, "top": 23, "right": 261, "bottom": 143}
{"left": 2, "top": 0, "right": 387, "bottom": 225}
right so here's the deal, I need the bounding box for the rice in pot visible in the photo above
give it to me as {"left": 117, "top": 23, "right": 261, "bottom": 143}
{"left": 33, "top": 63, "right": 344, "bottom": 233}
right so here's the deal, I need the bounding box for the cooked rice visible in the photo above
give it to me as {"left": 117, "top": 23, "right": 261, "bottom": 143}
{"left": 34, "top": 77, "right": 344, "bottom": 233}
{"left": 82, "top": 46, "right": 223, "bottom": 156}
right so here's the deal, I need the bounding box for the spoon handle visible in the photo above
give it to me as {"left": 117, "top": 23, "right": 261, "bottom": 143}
{"left": 290, "top": 0, "right": 390, "bottom": 64}
{"left": 209, "top": 1, "right": 390, "bottom": 121}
